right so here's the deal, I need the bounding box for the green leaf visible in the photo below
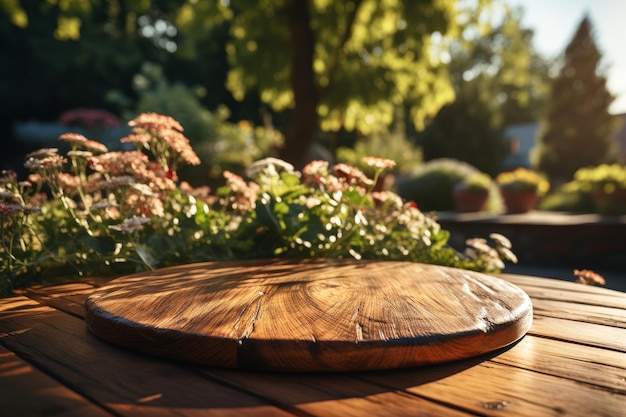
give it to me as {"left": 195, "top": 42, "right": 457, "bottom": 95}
{"left": 135, "top": 244, "right": 158, "bottom": 270}
{"left": 79, "top": 236, "right": 116, "bottom": 255}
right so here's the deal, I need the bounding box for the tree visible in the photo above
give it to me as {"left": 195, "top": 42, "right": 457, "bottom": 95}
{"left": 416, "top": 0, "right": 549, "bottom": 175}
{"left": 418, "top": 74, "right": 505, "bottom": 176}
{"left": 447, "top": 2, "right": 550, "bottom": 125}
{"left": 0, "top": 1, "right": 179, "bottom": 126}
{"left": 218, "top": 0, "right": 458, "bottom": 168}
{"left": 532, "top": 16, "right": 620, "bottom": 184}
{"left": 0, "top": 1, "right": 235, "bottom": 122}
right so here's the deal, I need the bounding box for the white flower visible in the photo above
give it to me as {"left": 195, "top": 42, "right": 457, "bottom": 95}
{"left": 109, "top": 215, "right": 150, "bottom": 233}
{"left": 246, "top": 157, "right": 295, "bottom": 177}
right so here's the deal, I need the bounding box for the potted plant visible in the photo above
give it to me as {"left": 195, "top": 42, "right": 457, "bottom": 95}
{"left": 573, "top": 164, "right": 626, "bottom": 215}
{"left": 496, "top": 168, "right": 550, "bottom": 214}
{"left": 452, "top": 172, "right": 492, "bottom": 213}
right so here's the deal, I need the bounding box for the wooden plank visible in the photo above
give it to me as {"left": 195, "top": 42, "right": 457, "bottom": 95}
{"left": 500, "top": 273, "right": 626, "bottom": 309}
{"left": 77, "top": 276, "right": 117, "bottom": 287}
{"left": 203, "top": 369, "right": 474, "bottom": 417}
{"left": 501, "top": 272, "right": 626, "bottom": 293}
{"left": 492, "top": 335, "right": 626, "bottom": 393}
{"left": 0, "top": 296, "right": 296, "bottom": 417}
{"left": 359, "top": 359, "right": 625, "bottom": 417}
{"left": 530, "top": 298, "right": 626, "bottom": 328}
{"left": 528, "top": 316, "right": 626, "bottom": 352}
{"left": 0, "top": 345, "right": 115, "bottom": 417}
{"left": 203, "top": 334, "right": 626, "bottom": 417}
{"left": 84, "top": 259, "right": 532, "bottom": 371}
{"left": 201, "top": 331, "right": 626, "bottom": 417}
{"left": 16, "top": 282, "right": 99, "bottom": 318}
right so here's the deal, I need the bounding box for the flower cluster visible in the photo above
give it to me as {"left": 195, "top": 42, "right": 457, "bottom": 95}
{"left": 0, "top": 113, "right": 517, "bottom": 295}
{"left": 573, "top": 269, "right": 606, "bottom": 286}
{"left": 572, "top": 164, "right": 626, "bottom": 194}
{"left": 497, "top": 168, "right": 550, "bottom": 195}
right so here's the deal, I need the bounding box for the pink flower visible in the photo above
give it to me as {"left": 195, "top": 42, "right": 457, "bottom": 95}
{"left": 128, "top": 113, "right": 184, "bottom": 132}
{"left": 334, "top": 163, "right": 373, "bottom": 189}
{"left": 574, "top": 269, "right": 606, "bottom": 286}
{"left": 59, "top": 132, "right": 88, "bottom": 144}
{"left": 59, "top": 108, "right": 122, "bottom": 129}
{"left": 0, "top": 203, "right": 22, "bottom": 216}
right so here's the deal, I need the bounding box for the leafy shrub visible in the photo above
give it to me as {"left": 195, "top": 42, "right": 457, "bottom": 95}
{"left": 0, "top": 114, "right": 517, "bottom": 295}
{"left": 394, "top": 158, "right": 503, "bottom": 213}
{"left": 110, "top": 63, "right": 282, "bottom": 183}
{"left": 540, "top": 164, "right": 626, "bottom": 214}
{"left": 454, "top": 172, "right": 492, "bottom": 193}
{"left": 537, "top": 188, "right": 594, "bottom": 213}
{"left": 572, "top": 164, "right": 626, "bottom": 194}
{"left": 192, "top": 117, "right": 282, "bottom": 181}
{"left": 335, "top": 123, "right": 423, "bottom": 177}
{"left": 539, "top": 164, "right": 626, "bottom": 213}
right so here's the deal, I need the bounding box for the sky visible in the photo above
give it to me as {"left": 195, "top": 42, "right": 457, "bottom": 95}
{"left": 507, "top": 0, "right": 626, "bottom": 114}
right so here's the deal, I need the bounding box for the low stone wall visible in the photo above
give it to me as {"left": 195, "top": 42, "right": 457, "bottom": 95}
{"left": 436, "top": 211, "right": 626, "bottom": 270}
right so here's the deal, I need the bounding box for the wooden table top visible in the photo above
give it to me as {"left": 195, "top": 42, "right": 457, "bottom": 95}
{"left": 1, "top": 265, "right": 625, "bottom": 417}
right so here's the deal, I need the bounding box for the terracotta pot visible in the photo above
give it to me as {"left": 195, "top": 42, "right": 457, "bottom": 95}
{"left": 500, "top": 190, "right": 538, "bottom": 214}
{"left": 591, "top": 189, "right": 626, "bottom": 215}
{"left": 453, "top": 190, "right": 489, "bottom": 213}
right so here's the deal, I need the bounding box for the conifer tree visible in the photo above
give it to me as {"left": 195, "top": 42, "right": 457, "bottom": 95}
{"left": 533, "top": 16, "right": 620, "bottom": 184}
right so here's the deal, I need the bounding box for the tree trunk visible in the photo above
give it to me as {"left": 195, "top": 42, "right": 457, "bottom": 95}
{"left": 280, "top": 0, "right": 319, "bottom": 169}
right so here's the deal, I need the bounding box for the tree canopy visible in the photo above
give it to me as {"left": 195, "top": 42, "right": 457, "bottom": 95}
{"left": 2, "top": 0, "right": 555, "bottom": 172}
{"left": 532, "top": 16, "right": 620, "bottom": 184}
{"left": 217, "top": 0, "right": 459, "bottom": 167}
{"left": 416, "top": 0, "right": 550, "bottom": 174}
{"left": 447, "top": 2, "right": 550, "bottom": 125}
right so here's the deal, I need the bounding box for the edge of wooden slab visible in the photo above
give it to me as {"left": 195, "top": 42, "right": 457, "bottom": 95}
{"left": 84, "top": 259, "right": 533, "bottom": 372}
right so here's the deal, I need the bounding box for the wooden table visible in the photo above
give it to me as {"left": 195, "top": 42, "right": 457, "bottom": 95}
{"left": 1, "top": 270, "right": 625, "bottom": 417}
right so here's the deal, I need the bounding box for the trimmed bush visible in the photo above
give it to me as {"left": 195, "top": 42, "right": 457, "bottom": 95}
{"left": 394, "top": 158, "right": 503, "bottom": 213}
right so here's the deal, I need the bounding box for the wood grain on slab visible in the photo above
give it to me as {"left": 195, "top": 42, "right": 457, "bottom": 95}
{"left": 85, "top": 259, "right": 532, "bottom": 371}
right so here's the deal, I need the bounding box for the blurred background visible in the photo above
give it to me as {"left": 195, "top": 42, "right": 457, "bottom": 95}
{"left": 1, "top": 0, "right": 624, "bottom": 209}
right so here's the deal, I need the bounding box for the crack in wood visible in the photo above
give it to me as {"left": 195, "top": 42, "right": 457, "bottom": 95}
{"left": 234, "top": 291, "right": 265, "bottom": 339}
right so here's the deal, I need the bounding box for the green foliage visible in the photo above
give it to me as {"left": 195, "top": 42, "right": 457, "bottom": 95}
{"left": 539, "top": 164, "right": 626, "bottom": 214}
{"left": 532, "top": 17, "right": 621, "bottom": 184}
{"left": 394, "top": 158, "right": 503, "bottom": 213}
{"left": 1, "top": 1, "right": 235, "bottom": 141}
{"left": 335, "top": 108, "right": 422, "bottom": 177}
{"left": 537, "top": 188, "right": 594, "bottom": 213}
{"left": 112, "top": 62, "right": 216, "bottom": 145}
{"left": 0, "top": 0, "right": 155, "bottom": 124}
{"left": 448, "top": 1, "right": 551, "bottom": 125}
{"left": 416, "top": 0, "right": 551, "bottom": 175}
{"left": 569, "top": 164, "right": 626, "bottom": 215}
{"left": 0, "top": 114, "right": 517, "bottom": 296}
{"left": 192, "top": 118, "right": 283, "bottom": 181}
{"left": 571, "top": 163, "right": 626, "bottom": 193}
{"left": 456, "top": 172, "right": 492, "bottom": 193}
{"left": 110, "top": 63, "right": 283, "bottom": 183}
{"left": 416, "top": 75, "right": 506, "bottom": 176}
{"left": 241, "top": 158, "right": 514, "bottom": 272}
{"left": 223, "top": 0, "right": 456, "bottom": 134}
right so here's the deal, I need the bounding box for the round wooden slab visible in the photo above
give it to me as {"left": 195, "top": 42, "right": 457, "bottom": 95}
{"left": 85, "top": 259, "right": 532, "bottom": 372}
